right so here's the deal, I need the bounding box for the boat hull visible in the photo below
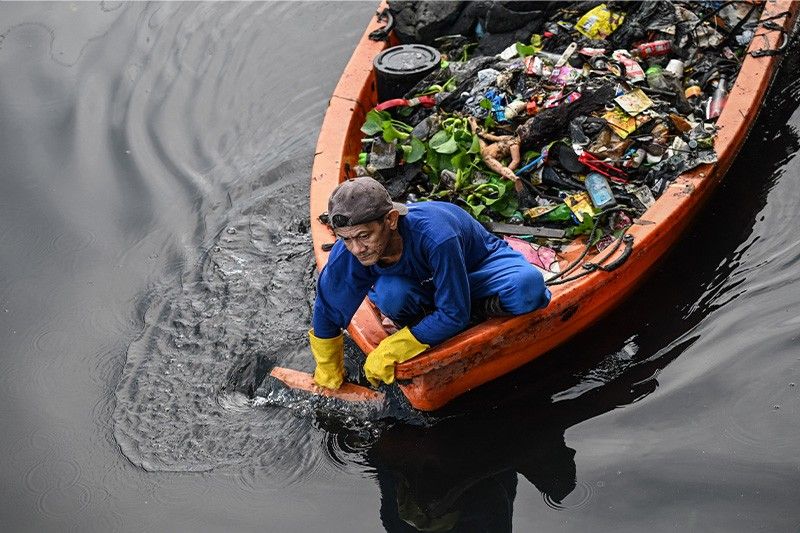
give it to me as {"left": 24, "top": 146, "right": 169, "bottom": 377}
{"left": 310, "top": 2, "right": 798, "bottom": 410}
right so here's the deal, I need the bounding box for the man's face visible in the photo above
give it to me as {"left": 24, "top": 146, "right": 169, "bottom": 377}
{"left": 334, "top": 215, "right": 393, "bottom": 266}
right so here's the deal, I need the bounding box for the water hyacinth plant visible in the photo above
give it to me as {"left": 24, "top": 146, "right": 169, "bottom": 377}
{"left": 360, "top": 110, "right": 519, "bottom": 222}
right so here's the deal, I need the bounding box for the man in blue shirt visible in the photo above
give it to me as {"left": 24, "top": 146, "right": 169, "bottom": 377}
{"left": 310, "top": 177, "right": 551, "bottom": 389}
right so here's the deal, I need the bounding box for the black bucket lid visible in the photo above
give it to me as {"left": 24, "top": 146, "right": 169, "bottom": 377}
{"left": 374, "top": 44, "right": 441, "bottom": 76}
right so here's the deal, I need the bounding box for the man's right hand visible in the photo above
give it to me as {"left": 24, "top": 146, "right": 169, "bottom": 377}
{"left": 308, "top": 329, "right": 344, "bottom": 390}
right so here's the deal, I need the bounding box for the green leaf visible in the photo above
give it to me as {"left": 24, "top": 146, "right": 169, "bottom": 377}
{"left": 390, "top": 119, "right": 413, "bottom": 133}
{"left": 358, "top": 152, "right": 367, "bottom": 166}
{"left": 455, "top": 168, "right": 469, "bottom": 190}
{"left": 429, "top": 130, "right": 458, "bottom": 154}
{"left": 493, "top": 194, "right": 519, "bottom": 218}
{"left": 435, "top": 150, "right": 455, "bottom": 172}
{"left": 468, "top": 134, "right": 481, "bottom": 154}
{"left": 429, "top": 130, "right": 448, "bottom": 147}
{"left": 441, "top": 116, "right": 459, "bottom": 129}
{"left": 437, "top": 137, "right": 459, "bottom": 154}
{"left": 361, "top": 109, "right": 388, "bottom": 136}
{"left": 419, "top": 84, "right": 443, "bottom": 95}
{"left": 470, "top": 182, "right": 503, "bottom": 204}
{"left": 515, "top": 42, "right": 536, "bottom": 57}
{"left": 453, "top": 129, "right": 473, "bottom": 147}
{"left": 383, "top": 122, "right": 409, "bottom": 142}
{"left": 451, "top": 151, "right": 470, "bottom": 172}
{"left": 363, "top": 110, "right": 412, "bottom": 141}
{"left": 461, "top": 43, "right": 477, "bottom": 62}
{"left": 406, "top": 137, "right": 426, "bottom": 163}
{"left": 479, "top": 98, "right": 492, "bottom": 110}
{"left": 425, "top": 146, "right": 455, "bottom": 178}
{"left": 464, "top": 198, "right": 486, "bottom": 218}
{"left": 400, "top": 145, "right": 412, "bottom": 160}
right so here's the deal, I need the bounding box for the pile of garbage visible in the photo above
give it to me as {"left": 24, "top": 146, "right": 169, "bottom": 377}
{"left": 355, "top": 1, "right": 767, "bottom": 259}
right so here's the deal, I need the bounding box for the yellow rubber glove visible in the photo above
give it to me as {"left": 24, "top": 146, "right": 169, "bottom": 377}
{"left": 363, "top": 327, "right": 430, "bottom": 387}
{"left": 309, "top": 329, "right": 344, "bottom": 390}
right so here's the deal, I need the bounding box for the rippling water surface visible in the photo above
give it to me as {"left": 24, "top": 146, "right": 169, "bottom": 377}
{"left": 1, "top": 2, "right": 799, "bottom": 531}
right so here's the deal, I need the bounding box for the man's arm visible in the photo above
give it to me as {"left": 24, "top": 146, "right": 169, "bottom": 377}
{"left": 409, "top": 237, "right": 472, "bottom": 346}
{"left": 310, "top": 245, "right": 376, "bottom": 389}
{"left": 312, "top": 246, "right": 375, "bottom": 338}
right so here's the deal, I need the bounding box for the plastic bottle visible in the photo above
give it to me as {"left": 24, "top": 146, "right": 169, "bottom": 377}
{"left": 504, "top": 100, "right": 528, "bottom": 120}
{"left": 646, "top": 65, "right": 670, "bottom": 91}
{"left": 584, "top": 172, "right": 616, "bottom": 210}
{"left": 705, "top": 77, "right": 729, "bottom": 120}
{"left": 536, "top": 51, "right": 563, "bottom": 64}
{"left": 633, "top": 40, "right": 672, "bottom": 59}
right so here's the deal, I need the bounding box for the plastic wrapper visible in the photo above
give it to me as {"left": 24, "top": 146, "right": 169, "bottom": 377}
{"left": 575, "top": 4, "right": 625, "bottom": 40}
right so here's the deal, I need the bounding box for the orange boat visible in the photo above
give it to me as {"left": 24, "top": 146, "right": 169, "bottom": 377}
{"left": 308, "top": 2, "right": 797, "bottom": 411}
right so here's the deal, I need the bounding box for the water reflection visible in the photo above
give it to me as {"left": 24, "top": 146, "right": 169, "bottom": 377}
{"left": 360, "top": 336, "right": 691, "bottom": 531}
{"left": 373, "top": 427, "right": 570, "bottom": 531}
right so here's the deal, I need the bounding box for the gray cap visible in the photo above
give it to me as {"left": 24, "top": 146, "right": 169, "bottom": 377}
{"left": 327, "top": 176, "right": 408, "bottom": 229}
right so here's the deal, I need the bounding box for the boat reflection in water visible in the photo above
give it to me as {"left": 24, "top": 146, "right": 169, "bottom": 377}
{"left": 342, "top": 333, "right": 684, "bottom": 532}
{"left": 373, "top": 423, "right": 574, "bottom": 531}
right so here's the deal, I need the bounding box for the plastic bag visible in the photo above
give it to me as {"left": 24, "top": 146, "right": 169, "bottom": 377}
{"left": 575, "top": 4, "right": 625, "bottom": 40}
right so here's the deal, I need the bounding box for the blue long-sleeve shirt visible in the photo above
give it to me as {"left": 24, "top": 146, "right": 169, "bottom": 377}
{"left": 312, "top": 201, "right": 508, "bottom": 346}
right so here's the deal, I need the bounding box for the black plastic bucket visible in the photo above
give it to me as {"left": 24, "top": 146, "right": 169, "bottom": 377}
{"left": 373, "top": 44, "right": 441, "bottom": 102}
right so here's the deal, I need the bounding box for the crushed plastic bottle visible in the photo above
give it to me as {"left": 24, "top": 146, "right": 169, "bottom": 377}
{"left": 584, "top": 172, "right": 617, "bottom": 210}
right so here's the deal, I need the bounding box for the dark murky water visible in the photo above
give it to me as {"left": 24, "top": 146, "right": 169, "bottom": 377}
{"left": 1, "top": 2, "right": 799, "bottom": 531}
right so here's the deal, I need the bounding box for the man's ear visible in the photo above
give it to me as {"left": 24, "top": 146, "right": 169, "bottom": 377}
{"left": 385, "top": 209, "right": 400, "bottom": 230}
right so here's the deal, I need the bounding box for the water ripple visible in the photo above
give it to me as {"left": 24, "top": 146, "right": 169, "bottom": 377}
{"left": 542, "top": 479, "right": 594, "bottom": 510}
{"left": 113, "top": 158, "right": 323, "bottom": 479}
{"left": 24, "top": 457, "right": 81, "bottom": 493}
{"left": 723, "top": 373, "right": 800, "bottom": 456}
{"left": 35, "top": 481, "right": 92, "bottom": 519}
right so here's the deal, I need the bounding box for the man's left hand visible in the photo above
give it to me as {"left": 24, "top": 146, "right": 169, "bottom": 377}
{"left": 363, "top": 326, "right": 429, "bottom": 387}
